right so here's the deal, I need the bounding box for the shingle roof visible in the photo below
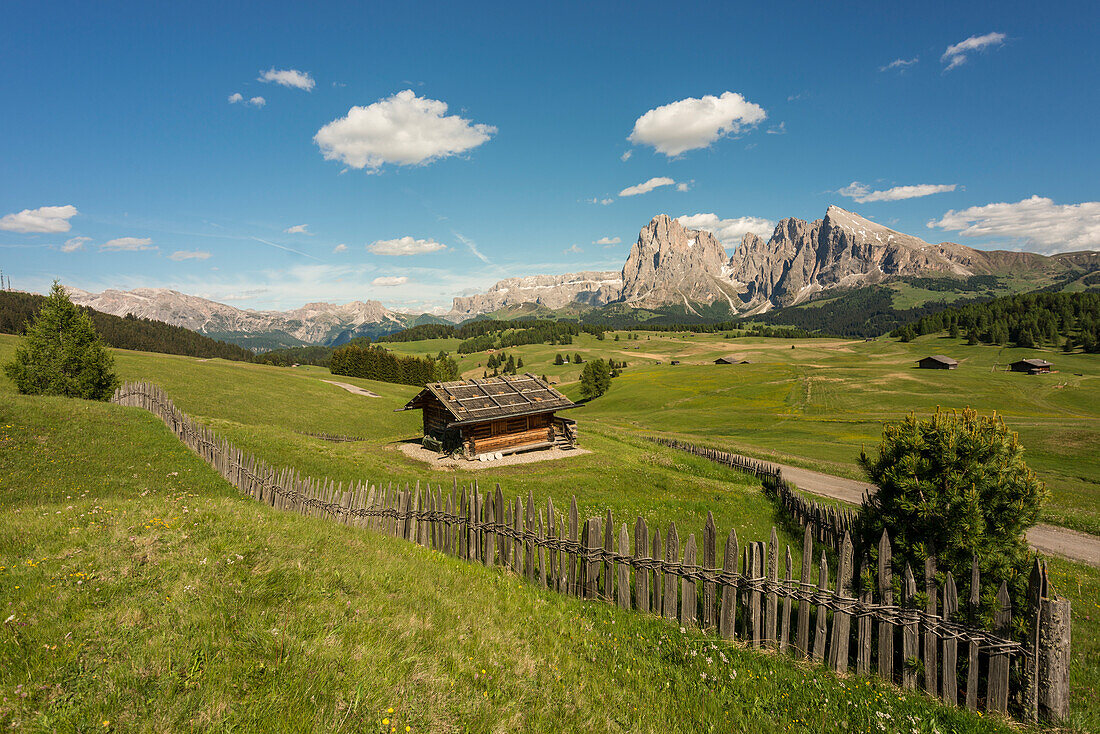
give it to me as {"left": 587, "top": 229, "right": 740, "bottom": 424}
{"left": 714, "top": 354, "right": 749, "bottom": 364}
{"left": 401, "top": 373, "right": 578, "bottom": 426}
{"left": 1013, "top": 358, "right": 1053, "bottom": 367}
{"left": 920, "top": 355, "right": 958, "bottom": 365}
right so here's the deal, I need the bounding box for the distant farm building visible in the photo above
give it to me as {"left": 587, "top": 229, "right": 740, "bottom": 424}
{"left": 917, "top": 355, "right": 958, "bottom": 370}
{"left": 1010, "top": 358, "right": 1053, "bottom": 374}
{"left": 400, "top": 373, "right": 579, "bottom": 459}
{"left": 714, "top": 354, "right": 750, "bottom": 365}
{"left": 670, "top": 360, "right": 681, "bottom": 365}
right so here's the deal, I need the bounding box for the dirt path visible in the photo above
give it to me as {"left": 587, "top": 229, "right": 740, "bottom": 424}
{"left": 744, "top": 457, "right": 1100, "bottom": 567}
{"left": 321, "top": 379, "right": 380, "bottom": 398}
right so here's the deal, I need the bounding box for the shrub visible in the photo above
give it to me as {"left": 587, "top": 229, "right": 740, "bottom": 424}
{"left": 4, "top": 281, "right": 120, "bottom": 400}
{"left": 858, "top": 408, "right": 1046, "bottom": 608}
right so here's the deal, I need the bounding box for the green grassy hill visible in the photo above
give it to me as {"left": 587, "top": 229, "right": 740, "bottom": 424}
{"left": 1, "top": 333, "right": 1098, "bottom": 730}
{"left": 2, "top": 343, "right": 1044, "bottom": 732}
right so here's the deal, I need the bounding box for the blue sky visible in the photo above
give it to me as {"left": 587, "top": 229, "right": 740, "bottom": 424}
{"left": 2, "top": 0, "right": 1098, "bottom": 311}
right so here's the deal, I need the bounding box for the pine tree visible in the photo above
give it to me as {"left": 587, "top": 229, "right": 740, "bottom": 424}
{"left": 574, "top": 352, "right": 583, "bottom": 364}
{"left": 516, "top": 356, "right": 524, "bottom": 369}
{"left": 554, "top": 353, "right": 564, "bottom": 365}
{"left": 579, "top": 359, "right": 612, "bottom": 400}
{"left": 4, "top": 281, "right": 120, "bottom": 400}
{"left": 858, "top": 409, "right": 1045, "bottom": 611}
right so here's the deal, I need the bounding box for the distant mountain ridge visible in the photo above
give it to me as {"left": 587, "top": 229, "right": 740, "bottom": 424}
{"left": 67, "top": 287, "right": 440, "bottom": 351}
{"left": 449, "top": 205, "right": 1098, "bottom": 319}
{"left": 62, "top": 205, "right": 1098, "bottom": 347}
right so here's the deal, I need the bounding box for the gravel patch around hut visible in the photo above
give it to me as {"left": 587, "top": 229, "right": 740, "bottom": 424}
{"left": 394, "top": 441, "right": 591, "bottom": 470}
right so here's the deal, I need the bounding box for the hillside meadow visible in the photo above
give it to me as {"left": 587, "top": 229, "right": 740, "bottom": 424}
{"left": 0, "top": 332, "right": 1097, "bottom": 729}
{"left": 388, "top": 330, "right": 1100, "bottom": 537}
{"left": 0, "top": 343, "right": 1047, "bottom": 732}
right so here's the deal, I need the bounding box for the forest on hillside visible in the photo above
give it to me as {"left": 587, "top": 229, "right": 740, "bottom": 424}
{"left": 329, "top": 343, "right": 460, "bottom": 387}
{"left": 0, "top": 290, "right": 254, "bottom": 361}
{"left": 893, "top": 291, "right": 1100, "bottom": 351}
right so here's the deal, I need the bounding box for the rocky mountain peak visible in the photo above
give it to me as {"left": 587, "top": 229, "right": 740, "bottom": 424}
{"left": 619, "top": 215, "right": 736, "bottom": 309}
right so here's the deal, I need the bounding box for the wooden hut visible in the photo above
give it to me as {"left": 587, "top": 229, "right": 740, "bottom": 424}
{"left": 1010, "top": 358, "right": 1053, "bottom": 374}
{"left": 714, "top": 354, "right": 750, "bottom": 365}
{"left": 917, "top": 355, "right": 958, "bottom": 370}
{"left": 399, "top": 373, "right": 579, "bottom": 458}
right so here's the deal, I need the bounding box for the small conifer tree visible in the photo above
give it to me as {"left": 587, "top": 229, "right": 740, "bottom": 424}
{"left": 4, "top": 281, "right": 120, "bottom": 400}
{"left": 858, "top": 408, "right": 1045, "bottom": 606}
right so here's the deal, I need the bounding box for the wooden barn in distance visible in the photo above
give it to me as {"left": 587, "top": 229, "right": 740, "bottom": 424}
{"left": 714, "top": 354, "right": 750, "bottom": 365}
{"left": 1010, "top": 358, "right": 1053, "bottom": 374}
{"left": 917, "top": 355, "right": 958, "bottom": 370}
{"left": 400, "top": 373, "right": 579, "bottom": 458}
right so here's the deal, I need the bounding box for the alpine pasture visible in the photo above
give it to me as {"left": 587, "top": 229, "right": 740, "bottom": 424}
{"left": 1, "top": 331, "right": 1098, "bottom": 731}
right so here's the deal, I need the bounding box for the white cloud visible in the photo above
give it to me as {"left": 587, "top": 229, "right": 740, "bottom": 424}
{"left": 314, "top": 90, "right": 496, "bottom": 172}
{"left": 0, "top": 205, "right": 79, "bottom": 233}
{"left": 367, "top": 236, "right": 447, "bottom": 256}
{"left": 942, "top": 32, "right": 1005, "bottom": 71}
{"left": 619, "top": 176, "right": 676, "bottom": 197}
{"left": 62, "top": 236, "right": 91, "bottom": 253}
{"left": 628, "top": 91, "right": 766, "bottom": 157}
{"left": 676, "top": 213, "right": 775, "bottom": 248}
{"left": 284, "top": 224, "right": 310, "bottom": 234}
{"left": 928, "top": 196, "right": 1100, "bottom": 254}
{"left": 229, "top": 92, "right": 264, "bottom": 107}
{"left": 766, "top": 121, "right": 787, "bottom": 135}
{"left": 228, "top": 92, "right": 244, "bottom": 103}
{"left": 838, "top": 181, "right": 957, "bottom": 203}
{"left": 169, "top": 250, "right": 211, "bottom": 261}
{"left": 333, "top": 243, "right": 348, "bottom": 253}
{"left": 101, "top": 237, "right": 155, "bottom": 251}
{"left": 620, "top": 150, "right": 632, "bottom": 162}
{"left": 587, "top": 197, "right": 614, "bottom": 206}
{"left": 880, "top": 57, "right": 919, "bottom": 72}
{"left": 249, "top": 96, "right": 266, "bottom": 107}
{"left": 372, "top": 276, "right": 409, "bottom": 286}
{"left": 594, "top": 236, "right": 621, "bottom": 245}
{"left": 676, "top": 182, "right": 690, "bottom": 192}
{"left": 258, "top": 68, "right": 315, "bottom": 91}
{"left": 563, "top": 244, "right": 583, "bottom": 255}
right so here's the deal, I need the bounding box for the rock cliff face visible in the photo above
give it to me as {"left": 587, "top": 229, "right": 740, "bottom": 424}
{"left": 68, "top": 287, "right": 407, "bottom": 345}
{"left": 618, "top": 214, "right": 741, "bottom": 311}
{"left": 730, "top": 206, "right": 981, "bottom": 307}
{"left": 447, "top": 272, "right": 621, "bottom": 321}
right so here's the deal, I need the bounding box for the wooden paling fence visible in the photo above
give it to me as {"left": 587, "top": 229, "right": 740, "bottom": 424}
{"left": 653, "top": 438, "right": 859, "bottom": 553}
{"left": 112, "top": 383, "right": 1071, "bottom": 722}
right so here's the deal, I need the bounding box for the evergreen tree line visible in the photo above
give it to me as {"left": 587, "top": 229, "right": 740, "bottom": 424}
{"left": 376, "top": 323, "right": 457, "bottom": 342}
{"left": 329, "top": 343, "right": 459, "bottom": 387}
{"left": 457, "top": 321, "right": 600, "bottom": 353}
{"left": 892, "top": 291, "right": 1100, "bottom": 352}
{"left": 484, "top": 351, "right": 524, "bottom": 376}
{"left": 0, "top": 290, "right": 254, "bottom": 362}
{"left": 252, "top": 344, "right": 344, "bottom": 367}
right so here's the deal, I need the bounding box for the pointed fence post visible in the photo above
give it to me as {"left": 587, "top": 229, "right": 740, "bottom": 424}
{"left": 902, "top": 565, "right": 918, "bottom": 690}
{"left": 603, "top": 509, "right": 615, "bottom": 600}
{"left": 987, "top": 581, "right": 1012, "bottom": 713}
{"left": 923, "top": 557, "right": 938, "bottom": 697}
{"left": 942, "top": 572, "right": 958, "bottom": 706}
{"left": 966, "top": 555, "right": 980, "bottom": 710}
{"left": 651, "top": 527, "right": 663, "bottom": 615}
{"left": 797, "top": 525, "right": 813, "bottom": 659}
{"left": 617, "top": 524, "right": 631, "bottom": 610}
{"left": 719, "top": 529, "right": 738, "bottom": 640}
{"left": 829, "top": 532, "right": 853, "bottom": 673}
{"left": 878, "top": 531, "right": 895, "bottom": 682}
{"left": 568, "top": 497, "right": 579, "bottom": 596}
{"left": 780, "top": 546, "right": 793, "bottom": 654}
{"left": 857, "top": 558, "right": 872, "bottom": 675}
{"left": 663, "top": 523, "right": 679, "bottom": 621}
{"left": 811, "top": 551, "right": 829, "bottom": 662}
{"left": 634, "top": 518, "right": 649, "bottom": 613}
{"left": 766, "top": 528, "right": 779, "bottom": 648}
{"left": 703, "top": 512, "right": 717, "bottom": 630}
{"left": 681, "top": 534, "right": 697, "bottom": 627}
{"left": 1038, "top": 564, "right": 1071, "bottom": 722}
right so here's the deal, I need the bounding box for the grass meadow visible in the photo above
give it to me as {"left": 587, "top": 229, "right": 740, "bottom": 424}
{"left": 1, "top": 331, "right": 1098, "bottom": 730}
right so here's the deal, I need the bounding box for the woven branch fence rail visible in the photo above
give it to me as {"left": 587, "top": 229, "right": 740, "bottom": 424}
{"left": 112, "top": 382, "right": 1071, "bottom": 722}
